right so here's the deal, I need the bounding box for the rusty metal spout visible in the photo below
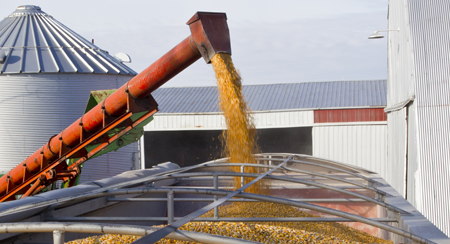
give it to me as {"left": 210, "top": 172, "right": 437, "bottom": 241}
{"left": 187, "top": 12, "right": 231, "bottom": 63}
{"left": 0, "top": 11, "right": 231, "bottom": 200}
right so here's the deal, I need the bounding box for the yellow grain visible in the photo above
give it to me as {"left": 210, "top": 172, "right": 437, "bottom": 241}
{"left": 211, "top": 53, "right": 265, "bottom": 194}
{"left": 201, "top": 202, "right": 392, "bottom": 243}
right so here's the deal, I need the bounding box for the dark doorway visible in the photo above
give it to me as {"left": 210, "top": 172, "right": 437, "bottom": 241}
{"left": 144, "top": 130, "right": 222, "bottom": 168}
{"left": 144, "top": 127, "right": 312, "bottom": 168}
{"left": 256, "top": 127, "right": 312, "bottom": 155}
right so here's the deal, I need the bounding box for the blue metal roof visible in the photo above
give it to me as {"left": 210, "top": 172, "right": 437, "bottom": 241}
{"left": 152, "top": 80, "right": 387, "bottom": 113}
{"left": 0, "top": 5, "right": 137, "bottom": 75}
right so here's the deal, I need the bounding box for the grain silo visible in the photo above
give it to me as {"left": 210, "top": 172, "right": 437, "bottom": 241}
{"left": 0, "top": 5, "right": 139, "bottom": 182}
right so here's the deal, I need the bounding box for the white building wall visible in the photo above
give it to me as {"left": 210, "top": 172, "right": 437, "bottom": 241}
{"left": 253, "top": 110, "right": 314, "bottom": 129}
{"left": 408, "top": 1, "right": 450, "bottom": 235}
{"left": 145, "top": 110, "right": 314, "bottom": 131}
{"left": 312, "top": 124, "right": 387, "bottom": 177}
{"left": 406, "top": 102, "right": 419, "bottom": 208}
{"left": 145, "top": 110, "right": 388, "bottom": 178}
{"left": 387, "top": 0, "right": 416, "bottom": 106}
{"left": 386, "top": 109, "right": 407, "bottom": 197}
{"left": 388, "top": 0, "right": 450, "bottom": 235}
{"left": 386, "top": 0, "right": 417, "bottom": 199}
{"left": 385, "top": 0, "right": 419, "bottom": 203}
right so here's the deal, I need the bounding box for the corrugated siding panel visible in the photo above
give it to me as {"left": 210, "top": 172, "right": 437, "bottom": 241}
{"left": 386, "top": 109, "right": 407, "bottom": 196}
{"left": 152, "top": 80, "right": 387, "bottom": 113}
{"left": 79, "top": 142, "right": 139, "bottom": 183}
{"left": 144, "top": 111, "right": 314, "bottom": 131}
{"left": 314, "top": 109, "right": 387, "bottom": 123}
{"left": 253, "top": 111, "right": 314, "bottom": 128}
{"left": 406, "top": 102, "right": 419, "bottom": 208}
{"left": 312, "top": 125, "right": 387, "bottom": 176}
{"left": 387, "top": 0, "right": 416, "bottom": 106}
{"left": 145, "top": 114, "right": 225, "bottom": 131}
{"left": 0, "top": 74, "right": 138, "bottom": 182}
{"left": 407, "top": 0, "right": 450, "bottom": 236}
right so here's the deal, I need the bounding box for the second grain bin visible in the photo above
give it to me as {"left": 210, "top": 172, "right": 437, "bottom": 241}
{"left": 0, "top": 5, "right": 139, "bottom": 182}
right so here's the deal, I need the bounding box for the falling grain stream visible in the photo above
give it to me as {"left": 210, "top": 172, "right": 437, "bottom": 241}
{"left": 211, "top": 53, "right": 264, "bottom": 194}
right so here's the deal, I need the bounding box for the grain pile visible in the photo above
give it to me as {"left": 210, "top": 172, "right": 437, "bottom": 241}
{"left": 211, "top": 53, "right": 263, "bottom": 194}
{"left": 67, "top": 202, "right": 391, "bottom": 243}
{"left": 67, "top": 234, "right": 140, "bottom": 243}
{"left": 200, "top": 202, "right": 391, "bottom": 243}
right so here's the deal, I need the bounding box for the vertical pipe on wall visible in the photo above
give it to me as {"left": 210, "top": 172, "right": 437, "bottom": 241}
{"left": 404, "top": 105, "right": 409, "bottom": 199}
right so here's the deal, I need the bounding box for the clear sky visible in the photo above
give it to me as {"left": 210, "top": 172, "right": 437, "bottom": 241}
{"left": 1, "top": 1, "right": 388, "bottom": 87}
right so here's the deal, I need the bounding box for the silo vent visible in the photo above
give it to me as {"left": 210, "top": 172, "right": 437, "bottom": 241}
{"left": 10, "top": 5, "right": 46, "bottom": 17}
{"left": 114, "top": 53, "right": 132, "bottom": 63}
{"left": 17, "top": 5, "right": 41, "bottom": 10}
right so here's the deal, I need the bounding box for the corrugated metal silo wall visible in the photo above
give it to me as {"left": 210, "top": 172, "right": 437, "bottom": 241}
{"left": 0, "top": 74, "right": 139, "bottom": 183}
{"left": 407, "top": 0, "right": 450, "bottom": 236}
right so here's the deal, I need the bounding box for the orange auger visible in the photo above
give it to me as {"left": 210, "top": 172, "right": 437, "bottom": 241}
{"left": 0, "top": 12, "right": 231, "bottom": 202}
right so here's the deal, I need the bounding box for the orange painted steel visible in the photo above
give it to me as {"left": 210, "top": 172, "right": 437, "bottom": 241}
{"left": 0, "top": 112, "right": 134, "bottom": 202}
{"left": 68, "top": 108, "right": 158, "bottom": 172}
{"left": 20, "top": 177, "right": 42, "bottom": 199}
{"left": 0, "top": 108, "right": 157, "bottom": 202}
{"left": 0, "top": 12, "right": 231, "bottom": 201}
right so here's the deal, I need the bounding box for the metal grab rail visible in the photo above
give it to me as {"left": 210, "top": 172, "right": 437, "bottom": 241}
{"left": 133, "top": 171, "right": 407, "bottom": 214}
{"left": 45, "top": 216, "right": 398, "bottom": 223}
{"left": 66, "top": 187, "right": 430, "bottom": 244}
{"left": 198, "top": 162, "right": 387, "bottom": 195}
{"left": 0, "top": 222, "right": 257, "bottom": 244}
{"left": 106, "top": 197, "right": 367, "bottom": 202}
{"left": 254, "top": 155, "right": 377, "bottom": 183}
{"left": 32, "top": 186, "right": 431, "bottom": 244}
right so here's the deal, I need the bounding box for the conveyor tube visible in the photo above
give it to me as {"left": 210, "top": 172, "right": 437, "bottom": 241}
{"left": 0, "top": 12, "right": 231, "bottom": 198}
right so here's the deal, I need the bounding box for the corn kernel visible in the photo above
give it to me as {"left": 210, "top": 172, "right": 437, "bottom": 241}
{"left": 67, "top": 202, "right": 391, "bottom": 244}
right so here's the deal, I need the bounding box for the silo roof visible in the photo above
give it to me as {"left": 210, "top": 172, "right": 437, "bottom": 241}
{"left": 153, "top": 80, "right": 387, "bottom": 113}
{"left": 0, "top": 5, "right": 137, "bottom": 75}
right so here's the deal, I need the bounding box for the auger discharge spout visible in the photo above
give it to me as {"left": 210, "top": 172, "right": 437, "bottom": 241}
{"left": 0, "top": 12, "right": 231, "bottom": 201}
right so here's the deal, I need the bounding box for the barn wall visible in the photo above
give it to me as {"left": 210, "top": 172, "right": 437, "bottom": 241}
{"left": 144, "top": 110, "right": 314, "bottom": 131}
{"left": 312, "top": 124, "right": 387, "bottom": 176}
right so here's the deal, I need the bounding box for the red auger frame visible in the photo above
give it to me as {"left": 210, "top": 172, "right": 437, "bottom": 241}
{"left": 0, "top": 12, "right": 231, "bottom": 202}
